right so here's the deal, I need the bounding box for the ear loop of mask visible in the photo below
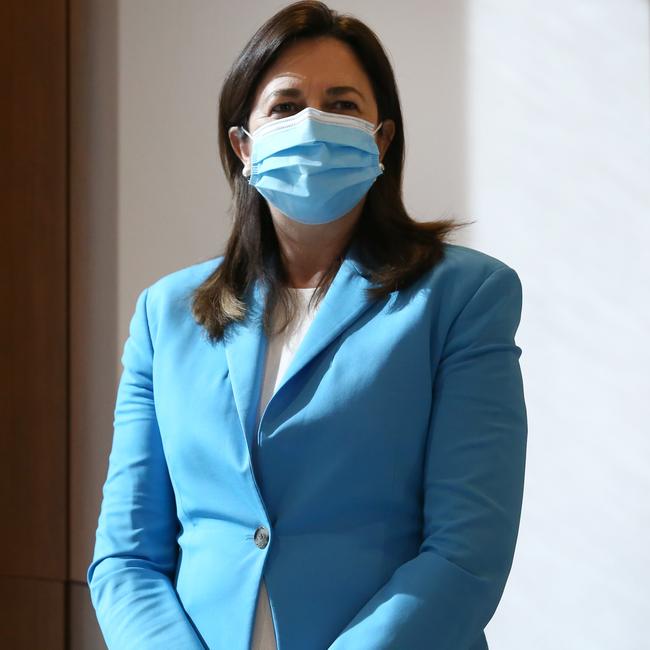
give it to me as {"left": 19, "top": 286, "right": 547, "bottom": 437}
{"left": 238, "top": 120, "right": 385, "bottom": 177}
{"left": 373, "top": 122, "right": 385, "bottom": 171}
{"left": 239, "top": 126, "right": 252, "bottom": 177}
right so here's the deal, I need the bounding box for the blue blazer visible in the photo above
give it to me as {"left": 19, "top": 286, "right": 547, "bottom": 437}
{"left": 87, "top": 242, "right": 527, "bottom": 650}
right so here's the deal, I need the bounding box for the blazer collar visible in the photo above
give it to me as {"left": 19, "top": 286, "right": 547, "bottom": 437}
{"left": 223, "top": 240, "right": 378, "bottom": 453}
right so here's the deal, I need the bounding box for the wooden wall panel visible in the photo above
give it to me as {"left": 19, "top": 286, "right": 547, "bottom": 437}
{"left": 0, "top": 577, "right": 65, "bottom": 647}
{"left": 0, "top": 0, "right": 68, "bottom": 646}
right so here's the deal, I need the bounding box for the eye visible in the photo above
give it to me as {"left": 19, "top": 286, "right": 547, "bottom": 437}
{"left": 270, "top": 102, "right": 301, "bottom": 114}
{"left": 332, "top": 100, "right": 359, "bottom": 111}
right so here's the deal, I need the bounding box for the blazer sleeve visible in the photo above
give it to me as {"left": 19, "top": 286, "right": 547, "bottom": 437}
{"left": 86, "top": 287, "right": 206, "bottom": 649}
{"left": 327, "top": 265, "right": 528, "bottom": 650}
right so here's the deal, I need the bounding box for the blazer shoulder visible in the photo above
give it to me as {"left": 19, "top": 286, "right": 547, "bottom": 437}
{"left": 420, "top": 244, "right": 523, "bottom": 351}
{"left": 430, "top": 242, "right": 521, "bottom": 292}
{"left": 439, "top": 242, "right": 517, "bottom": 277}
{"left": 416, "top": 243, "right": 522, "bottom": 322}
{"left": 137, "top": 254, "right": 225, "bottom": 332}
{"left": 146, "top": 254, "right": 224, "bottom": 299}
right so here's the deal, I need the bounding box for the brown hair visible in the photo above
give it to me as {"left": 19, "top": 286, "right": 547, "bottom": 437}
{"left": 192, "top": 0, "right": 471, "bottom": 343}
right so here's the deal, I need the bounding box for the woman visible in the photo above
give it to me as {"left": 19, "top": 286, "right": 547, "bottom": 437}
{"left": 87, "top": 2, "right": 528, "bottom": 649}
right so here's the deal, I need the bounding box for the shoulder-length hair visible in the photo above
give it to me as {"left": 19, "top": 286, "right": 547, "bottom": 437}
{"left": 192, "top": 0, "right": 470, "bottom": 344}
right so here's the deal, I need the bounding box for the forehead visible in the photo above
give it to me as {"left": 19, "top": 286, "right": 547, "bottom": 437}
{"left": 252, "top": 36, "right": 373, "bottom": 102}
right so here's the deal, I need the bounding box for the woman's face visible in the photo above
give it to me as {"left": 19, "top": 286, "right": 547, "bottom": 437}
{"left": 228, "top": 35, "right": 395, "bottom": 174}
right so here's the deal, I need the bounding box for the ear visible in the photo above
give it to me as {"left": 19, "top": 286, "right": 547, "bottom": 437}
{"left": 375, "top": 118, "right": 395, "bottom": 163}
{"left": 228, "top": 125, "right": 252, "bottom": 175}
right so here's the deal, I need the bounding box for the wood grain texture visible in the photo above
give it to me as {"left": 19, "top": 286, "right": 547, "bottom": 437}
{"left": 0, "top": 0, "right": 68, "bottom": 647}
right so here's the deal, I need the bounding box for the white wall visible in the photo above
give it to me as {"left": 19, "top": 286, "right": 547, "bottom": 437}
{"left": 465, "top": 2, "right": 650, "bottom": 648}
{"left": 75, "top": 1, "right": 650, "bottom": 647}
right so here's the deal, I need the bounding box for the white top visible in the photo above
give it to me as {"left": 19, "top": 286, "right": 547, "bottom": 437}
{"left": 251, "top": 286, "right": 321, "bottom": 650}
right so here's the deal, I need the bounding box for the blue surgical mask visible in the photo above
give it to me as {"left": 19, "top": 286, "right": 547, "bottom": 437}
{"left": 240, "top": 107, "right": 384, "bottom": 225}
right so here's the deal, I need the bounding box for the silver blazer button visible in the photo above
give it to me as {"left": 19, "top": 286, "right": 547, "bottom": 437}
{"left": 254, "top": 525, "right": 269, "bottom": 549}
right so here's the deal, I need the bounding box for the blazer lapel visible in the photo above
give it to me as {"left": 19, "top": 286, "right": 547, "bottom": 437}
{"left": 223, "top": 241, "right": 379, "bottom": 454}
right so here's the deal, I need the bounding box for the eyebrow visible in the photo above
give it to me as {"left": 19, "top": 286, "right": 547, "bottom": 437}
{"left": 263, "top": 86, "right": 365, "bottom": 102}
